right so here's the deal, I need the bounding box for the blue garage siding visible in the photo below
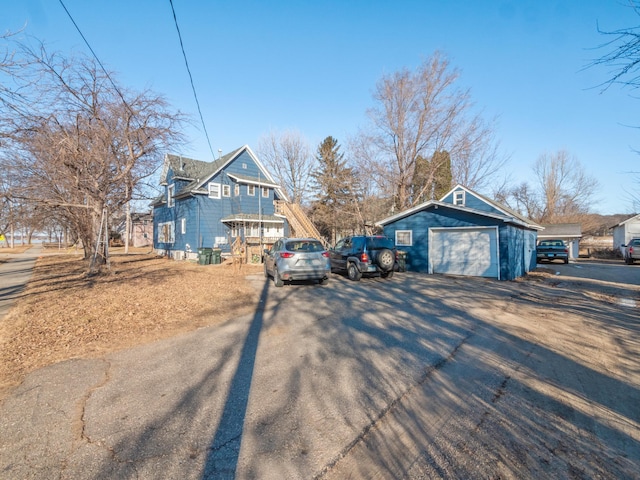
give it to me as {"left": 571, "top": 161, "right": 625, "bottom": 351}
{"left": 383, "top": 205, "right": 536, "bottom": 281}
{"left": 384, "top": 206, "right": 501, "bottom": 273}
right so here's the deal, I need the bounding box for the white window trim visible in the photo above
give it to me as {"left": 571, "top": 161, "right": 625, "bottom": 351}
{"left": 453, "top": 190, "right": 465, "bottom": 206}
{"left": 208, "top": 182, "right": 221, "bottom": 199}
{"left": 158, "top": 221, "right": 175, "bottom": 243}
{"left": 261, "top": 186, "right": 269, "bottom": 198}
{"left": 167, "top": 184, "right": 175, "bottom": 207}
{"left": 234, "top": 184, "right": 240, "bottom": 196}
{"left": 395, "top": 230, "right": 413, "bottom": 246}
{"left": 247, "top": 184, "right": 256, "bottom": 196}
{"left": 222, "top": 184, "right": 231, "bottom": 197}
{"left": 180, "top": 218, "right": 186, "bottom": 235}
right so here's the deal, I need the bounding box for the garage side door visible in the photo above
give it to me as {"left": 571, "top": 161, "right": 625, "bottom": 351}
{"left": 429, "top": 227, "right": 499, "bottom": 278}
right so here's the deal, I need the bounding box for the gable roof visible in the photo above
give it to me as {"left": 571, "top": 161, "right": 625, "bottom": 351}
{"left": 440, "top": 184, "right": 541, "bottom": 229}
{"left": 612, "top": 213, "right": 640, "bottom": 228}
{"left": 376, "top": 184, "right": 543, "bottom": 230}
{"left": 539, "top": 223, "right": 582, "bottom": 238}
{"left": 159, "top": 145, "right": 287, "bottom": 200}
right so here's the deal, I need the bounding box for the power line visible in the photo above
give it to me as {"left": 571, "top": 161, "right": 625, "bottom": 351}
{"left": 57, "top": 0, "right": 133, "bottom": 116}
{"left": 168, "top": 0, "right": 216, "bottom": 160}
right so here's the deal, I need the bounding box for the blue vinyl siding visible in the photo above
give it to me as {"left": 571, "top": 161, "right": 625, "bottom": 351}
{"left": 441, "top": 188, "right": 504, "bottom": 216}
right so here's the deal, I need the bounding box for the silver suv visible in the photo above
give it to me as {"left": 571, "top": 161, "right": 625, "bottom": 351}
{"left": 264, "top": 237, "right": 331, "bottom": 287}
{"left": 622, "top": 238, "right": 640, "bottom": 265}
{"left": 329, "top": 235, "right": 396, "bottom": 281}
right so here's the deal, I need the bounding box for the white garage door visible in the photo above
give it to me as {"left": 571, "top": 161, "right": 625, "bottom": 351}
{"left": 429, "top": 227, "right": 499, "bottom": 278}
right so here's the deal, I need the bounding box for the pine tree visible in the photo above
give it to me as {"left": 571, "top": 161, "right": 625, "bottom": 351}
{"left": 411, "top": 150, "right": 452, "bottom": 203}
{"left": 310, "top": 137, "right": 355, "bottom": 244}
{"left": 432, "top": 150, "right": 452, "bottom": 200}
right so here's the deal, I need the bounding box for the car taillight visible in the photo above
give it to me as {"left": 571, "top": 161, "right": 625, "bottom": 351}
{"left": 279, "top": 252, "right": 295, "bottom": 258}
{"left": 360, "top": 252, "right": 369, "bottom": 263}
{"left": 630, "top": 246, "right": 634, "bottom": 254}
{"left": 322, "top": 251, "right": 330, "bottom": 258}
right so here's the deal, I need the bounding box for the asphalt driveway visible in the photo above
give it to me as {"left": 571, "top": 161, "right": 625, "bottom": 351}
{"left": 0, "top": 246, "right": 42, "bottom": 321}
{"left": 1, "top": 269, "right": 638, "bottom": 479}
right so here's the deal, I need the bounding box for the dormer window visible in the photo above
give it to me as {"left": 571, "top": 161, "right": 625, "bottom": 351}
{"left": 453, "top": 190, "right": 465, "bottom": 206}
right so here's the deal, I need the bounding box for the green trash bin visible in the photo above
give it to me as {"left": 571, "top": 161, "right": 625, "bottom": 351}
{"left": 396, "top": 250, "right": 407, "bottom": 272}
{"left": 211, "top": 248, "right": 222, "bottom": 265}
{"left": 198, "top": 247, "right": 212, "bottom": 265}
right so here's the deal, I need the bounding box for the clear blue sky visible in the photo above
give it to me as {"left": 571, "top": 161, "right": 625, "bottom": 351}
{"left": 4, "top": 0, "right": 639, "bottom": 214}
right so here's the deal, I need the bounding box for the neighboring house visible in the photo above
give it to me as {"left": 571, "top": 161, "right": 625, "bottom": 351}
{"left": 612, "top": 214, "right": 640, "bottom": 254}
{"left": 538, "top": 223, "right": 582, "bottom": 259}
{"left": 151, "top": 145, "right": 292, "bottom": 261}
{"left": 130, "top": 212, "right": 154, "bottom": 248}
{"left": 114, "top": 212, "right": 153, "bottom": 248}
{"left": 376, "top": 185, "right": 543, "bottom": 281}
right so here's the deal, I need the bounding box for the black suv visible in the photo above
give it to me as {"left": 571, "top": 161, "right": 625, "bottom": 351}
{"left": 329, "top": 235, "right": 396, "bottom": 281}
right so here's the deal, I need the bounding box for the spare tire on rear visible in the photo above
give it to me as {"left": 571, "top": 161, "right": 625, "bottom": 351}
{"left": 377, "top": 248, "right": 395, "bottom": 272}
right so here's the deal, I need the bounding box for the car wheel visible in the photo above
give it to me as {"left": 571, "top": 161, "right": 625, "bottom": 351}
{"left": 273, "top": 265, "right": 284, "bottom": 287}
{"left": 564, "top": 258, "right": 568, "bottom": 264}
{"left": 347, "top": 262, "right": 362, "bottom": 281}
{"left": 625, "top": 256, "right": 633, "bottom": 265}
{"left": 381, "top": 270, "right": 394, "bottom": 279}
{"left": 319, "top": 276, "right": 330, "bottom": 285}
{"left": 378, "top": 248, "right": 394, "bottom": 271}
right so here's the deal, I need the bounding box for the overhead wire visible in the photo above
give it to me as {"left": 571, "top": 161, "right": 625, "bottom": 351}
{"left": 57, "top": 0, "right": 134, "bottom": 117}
{"left": 168, "top": 0, "right": 216, "bottom": 160}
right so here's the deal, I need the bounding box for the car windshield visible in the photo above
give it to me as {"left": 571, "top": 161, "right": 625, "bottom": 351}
{"left": 366, "top": 236, "right": 394, "bottom": 249}
{"left": 285, "top": 240, "right": 324, "bottom": 252}
{"left": 539, "top": 240, "right": 564, "bottom": 247}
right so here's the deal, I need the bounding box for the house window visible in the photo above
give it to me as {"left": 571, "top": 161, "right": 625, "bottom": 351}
{"left": 208, "top": 182, "right": 221, "bottom": 199}
{"left": 180, "top": 218, "right": 186, "bottom": 235}
{"left": 234, "top": 184, "right": 240, "bottom": 196}
{"left": 222, "top": 184, "right": 231, "bottom": 197}
{"left": 262, "top": 186, "right": 269, "bottom": 198}
{"left": 158, "top": 221, "right": 175, "bottom": 243}
{"left": 453, "top": 190, "right": 465, "bottom": 206}
{"left": 242, "top": 163, "right": 247, "bottom": 169}
{"left": 167, "top": 184, "right": 175, "bottom": 208}
{"left": 248, "top": 185, "right": 256, "bottom": 196}
{"left": 396, "top": 230, "right": 413, "bottom": 246}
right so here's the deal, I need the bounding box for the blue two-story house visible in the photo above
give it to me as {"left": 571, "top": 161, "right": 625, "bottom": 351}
{"left": 151, "top": 145, "right": 290, "bottom": 260}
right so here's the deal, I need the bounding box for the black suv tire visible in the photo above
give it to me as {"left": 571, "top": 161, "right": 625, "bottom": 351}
{"left": 347, "top": 262, "right": 362, "bottom": 281}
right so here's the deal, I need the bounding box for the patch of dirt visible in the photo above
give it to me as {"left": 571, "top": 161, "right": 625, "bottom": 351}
{"left": 0, "top": 253, "right": 263, "bottom": 398}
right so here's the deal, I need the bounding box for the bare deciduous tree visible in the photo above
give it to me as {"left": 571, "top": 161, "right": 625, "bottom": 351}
{"left": 356, "top": 51, "right": 507, "bottom": 211}
{"left": 1, "top": 42, "right": 185, "bottom": 265}
{"left": 590, "top": 2, "right": 640, "bottom": 207}
{"left": 500, "top": 151, "right": 599, "bottom": 223}
{"left": 533, "top": 151, "right": 599, "bottom": 222}
{"left": 257, "top": 130, "right": 315, "bottom": 204}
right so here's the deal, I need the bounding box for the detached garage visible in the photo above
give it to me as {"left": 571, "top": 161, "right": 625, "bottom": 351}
{"left": 377, "top": 185, "right": 542, "bottom": 281}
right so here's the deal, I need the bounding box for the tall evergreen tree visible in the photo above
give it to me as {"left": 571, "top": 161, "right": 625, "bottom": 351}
{"left": 432, "top": 150, "right": 452, "bottom": 200}
{"left": 411, "top": 150, "right": 452, "bottom": 203}
{"left": 310, "top": 137, "right": 355, "bottom": 244}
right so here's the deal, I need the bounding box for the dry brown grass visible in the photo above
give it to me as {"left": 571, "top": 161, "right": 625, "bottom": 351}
{"left": 0, "top": 252, "right": 263, "bottom": 398}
